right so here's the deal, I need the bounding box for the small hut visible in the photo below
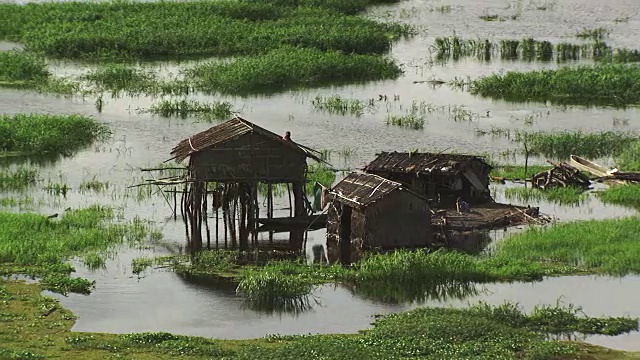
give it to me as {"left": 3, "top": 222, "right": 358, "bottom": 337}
{"left": 168, "top": 116, "right": 322, "bottom": 251}
{"left": 363, "top": 152, "right": 492, "bottom": 205}
{"left": 326, "top": 171, "right": 432, "bottom": 264}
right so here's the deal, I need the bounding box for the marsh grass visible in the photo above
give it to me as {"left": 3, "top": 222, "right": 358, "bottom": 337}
{"left": 385, "top": 113, "right": 426, "bottom": 129}
{"left": 503, "top": 186, "right": 588, "bottom": 206}
{"left": 306, "top": 163, "right": 335, "bottom": 193}
{"left": 0, "top": 1, "right": 407, "bottom": 59}
{"left": 188, "top": 47, "right": 402, "bottom": 94}
{"left": 0, "top": 167, "right": 38, "bottom": 190}
{"left": 491, "top": 165, "right": 550, "bottom": 180}
{"left": 0, "top": 206, "right": 149, "bottom": 294}
{"left": 471, "top": 64, "right": 640, "bottom": 105}
{"left": 494, "top": 217, "right": 640, "bottom": 275}
{"left": 514, "top": 130, "right": 637, "bottom": 159}
{"left": 597, "top": 184, "right": 640, "bottom": 209}
{"left": 311, "top": 95, "right": 374, "bottom": 117}
{"left": 0, "top": 50, "right": 49, "bottom": 83}
{"left": 616, "top": 141, "right": 640, "bottom": 170}
{"left": 0, "top": 113, "right": 110, "bottom": 156}
{"left": 146, "top": 99, "right": 233, "bottom": 120}
{"left": 79, "top": 177, "right": 109, "bottom": 193}
{"left": 576, "top": 27, "right": 609, "bottom": 41}
{"left": 83, "top": 64, "right": 155, "bottom": 92}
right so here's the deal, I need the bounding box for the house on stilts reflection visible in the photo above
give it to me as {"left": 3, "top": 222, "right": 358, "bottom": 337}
{"left": 326, "top": 171, "right": 432, "bottom": 264}
{"left": 167, "top": 116, "right": 323, "bottom": 251}
{"left": 363, "top": 151, "right": 492, "bottom": 205}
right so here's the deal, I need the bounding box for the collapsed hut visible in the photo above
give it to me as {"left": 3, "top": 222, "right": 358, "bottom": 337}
{"left": 531, "top": 161, "right": 591, "bottom": 189}
{"left": 326, "top": 171, "right": 432, "bottom": 264}
{"left": 363, "top": 152, "right": 492, "bottom": 205}
{"left": 166, "top": 116, "right": 322, "bottom": 251}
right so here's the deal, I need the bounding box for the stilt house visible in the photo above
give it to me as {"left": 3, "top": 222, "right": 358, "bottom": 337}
{"left": 363, "top": 152, "right": 492, "bottom": 205}
{"left": 326, "top": 171, "right": 431, "bottom": 264}
{"left": 169, "top": 116, "right": 321, "bottom": 251}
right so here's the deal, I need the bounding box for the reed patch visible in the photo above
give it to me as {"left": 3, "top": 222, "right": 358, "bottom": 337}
{"left": 0, "top": 113, "right": 109, "bottom": 157}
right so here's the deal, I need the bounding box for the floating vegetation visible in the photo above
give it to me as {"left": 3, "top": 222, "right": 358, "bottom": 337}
{"left": 188, "top": 47, "right": 402, "bottom": 95}
{"left": 470, "top": 64, "right": 640, "bottom": 106}
{"left": 311, "top": 95, "right": 374, "bottom": 117}
{"left": 146, "top": 99, "right": 233, "bottom": 120}
{"left": 575, "top": 27, "right": 609, "bottom": 41}
{"left": 0, "top": 113, "right": 110, "bottom": 156}
{"left": 597, "top": 184, "right": 640, "bottom": 209}
{"left": 0, "top": 167, "right": 38, "bottom": 191}
{"left": 0, "top": 1, "right": 408, "bottom": 60}
{"left": 503, "top": 186, "right": 588, "bottom": 206}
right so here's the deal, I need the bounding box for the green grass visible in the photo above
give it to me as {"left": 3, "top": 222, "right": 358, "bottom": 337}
{"left": 471, "top": 64, "right": 640, "bottom": 106}
{"left": 83, "top": 64, "right": 155, "bottom": 92}
{"left": 598, "top": 184, "right": 640, "bottom": 209}
{"left": 385, "top": 113, "right": 426, "bottom": 130}
{"left": 146, "top": 99, "right": 233, "bottom": 120}
{"left": 515, "top": 130, "right": 638, "bottom": 159}
{"left": 503, "top": 186, "right": 588, "bottom": 206}
{"left": 576, "top": 27, "right": 609, "bottom": 41}
{"left": 0, "top": 1, "right": 407, "bottom": 60}
{"left": 306, "top": 162, "right": 336, "bottom": 193}
{"left": 616, "top": 141, "right": 640, "bottom": 170}
{"left": 311, "top": 95, "right": 373, "bottom": 117}
{"left": 491, "top": 165, "right": 550, "bottom": 180}
{"left": 187, "top": 46, "right": 402, "bottom": 94}
{"left": 0, "top": 206, "right": 149, "bottom": 294}
{"left": 0, "top": 167, "right": 38, "bottom": 191}
{"left": 0, "top": 50, "right": 49, "bottom": 83}
{"left": 493, "top": 217, "right": 640, "bottom": 276}
{"left": 0, "top": 113, "right": 109, "bottom": 156}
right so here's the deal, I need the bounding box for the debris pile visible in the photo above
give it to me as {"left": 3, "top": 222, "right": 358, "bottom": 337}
{"left": 531, "top": 161, "right": 591, "bottom": 189}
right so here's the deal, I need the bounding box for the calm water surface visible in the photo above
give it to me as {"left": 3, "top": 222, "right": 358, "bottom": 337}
{"left": 2, "top": 0, "right": 640, "bottom": 351}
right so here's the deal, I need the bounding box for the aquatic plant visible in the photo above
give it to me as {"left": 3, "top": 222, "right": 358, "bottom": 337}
{"left": 311, "top": 95, "right": 373, "bottom": 117}
{"left": 0, "top": 1, "right": 407, "bottom": 59}
{"left": 79, "top": 177, "right": 109, "bottom": 193}
{"left": 146, "top": 99, "right": 233, "bottom": 120}
{"left": 306, "top": 162, "right": 336, "bottom": 193}
{"left": 0, "top": 167, "right": 38, "bottom": 191}
{"left": 0, "top": 50, "right": 49, "bottom": 83}
{"left": 385, "top": 113, "right": 426, "bottom": 129}
{"left": 597, "top": 184, "right": 640, "bottom": 209}
{"left": 490, "top": 165, "right": 550, "bottom": 180}
{"left": 0, "top": 206, "right": 150, "bottom": 293}
{"left": 470, "top": 64, "right": 640, "bottom": 105}
{"left": 188, "top": 47, "right": 402, "bottom": 94}
{"left": 513, "top": 130, "right": 637, "bottom": 159}
{"left": 83, "top": 65, "right": 155, "bottom": 92}
{"left": 494, "top": 217, "right": 640, "bottom": 275}
{"left": 616, "top": 141, "right": 640, "bottom": 171}
{"left": 0, "top": 113, "right": 110, "bottom": 156}
{"left": 575, "top": 27, "right": 609, "bottom": 41}
{"left": 503, "top": 186, "right": 588, "bottom": 206}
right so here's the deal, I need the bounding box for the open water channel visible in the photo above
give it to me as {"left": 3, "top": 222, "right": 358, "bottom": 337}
{"left": 2, "top": 0, "right": 640, "bottom": 351}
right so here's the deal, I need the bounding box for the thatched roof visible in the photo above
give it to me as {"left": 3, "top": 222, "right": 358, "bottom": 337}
{"left": 364, "top": 151, "right": 491, "bottom": 176}
{"left": 328, "top": 171, "right": 425, "bottom": 209}
{"left": 169, "top": 116, "right": 321, "bottom": 162}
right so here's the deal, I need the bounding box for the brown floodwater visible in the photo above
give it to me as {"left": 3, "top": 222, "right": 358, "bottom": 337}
{"left": 2, "top": 0, "right": 640, "bottom": 351}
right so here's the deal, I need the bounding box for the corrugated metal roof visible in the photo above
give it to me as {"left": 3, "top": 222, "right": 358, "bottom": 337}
{"left": 329, "top": 171, "right": 422, "bottom": 209}
{"left": 364, "top": 151, "right": 491, "bottom": 175}
{"left": 169, "top": 116, "right": 321, "bottom": 162}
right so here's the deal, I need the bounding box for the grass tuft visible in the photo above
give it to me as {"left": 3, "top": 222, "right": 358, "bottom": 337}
{"left": 146, "top": 99, "right": 233, "bottom": 120}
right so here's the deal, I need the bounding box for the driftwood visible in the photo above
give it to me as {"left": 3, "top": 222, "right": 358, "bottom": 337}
{"left": 531, "top": 161, "right": 591, "bottom": 189}
{"left": 596, "top": 172, "right": 640, "bottom": 184}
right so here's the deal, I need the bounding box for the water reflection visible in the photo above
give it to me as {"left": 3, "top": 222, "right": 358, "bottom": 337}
{"left": 346, "top": 280, "right": 483, "bottom": 304}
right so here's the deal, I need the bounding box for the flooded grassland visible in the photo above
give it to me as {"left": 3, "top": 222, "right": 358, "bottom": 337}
{"left": 2, "top": 0, "right": 640, "bottom": 358}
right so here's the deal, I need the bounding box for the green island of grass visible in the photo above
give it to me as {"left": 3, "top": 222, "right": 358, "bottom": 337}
{"left": 0, "top": 113, "right": 109, "bottom": 157}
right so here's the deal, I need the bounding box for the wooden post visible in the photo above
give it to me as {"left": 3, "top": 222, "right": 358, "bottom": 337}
{"left": 290, "top": 181, "right": 305, "bottom": 253}
{"left": 339, "top": 205, "right": 352, "bottom": 265}
{"left": 239, "top": 183, "right": 249, "bottom": 251}
{"left": 215, "top": 205, "right": 219, "bottom": 250}
{"left": 267, "top": 183, "right": 274, "bottom": 244}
